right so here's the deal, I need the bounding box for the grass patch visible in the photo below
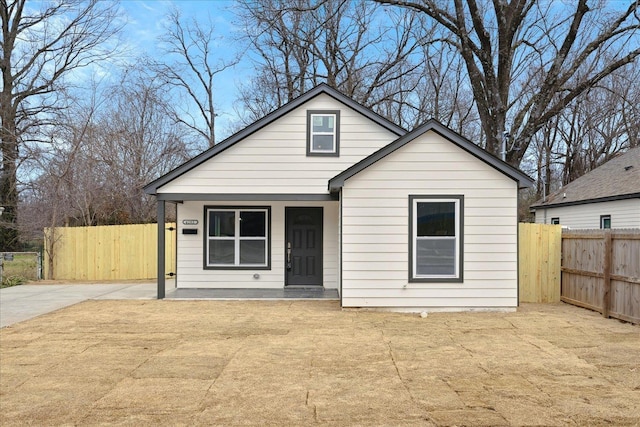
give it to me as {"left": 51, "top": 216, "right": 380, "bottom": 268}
{"left": 1, "top": 275, "right": 26, "bottom": 288}
{"left": 2, "top": 253, "right": 40, "bottom": 286}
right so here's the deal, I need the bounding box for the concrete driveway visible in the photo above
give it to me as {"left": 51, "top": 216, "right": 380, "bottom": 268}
{"left": 0, "top": 281, "right": 340, "bottom": 328}
{"left": 0, "top": 282, "right": 166, "bottom": 327}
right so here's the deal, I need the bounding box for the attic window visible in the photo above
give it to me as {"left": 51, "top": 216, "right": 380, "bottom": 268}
{"left": 307, "top": 110, "right": 340, "bottom": 156}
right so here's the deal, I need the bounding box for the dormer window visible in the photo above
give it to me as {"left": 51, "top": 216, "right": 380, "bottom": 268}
{"left": 307, "top": 110, "right": 340, "bottom": 156}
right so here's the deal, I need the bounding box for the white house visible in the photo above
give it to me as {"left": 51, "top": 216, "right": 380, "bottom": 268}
{"left": 531, "top": 147, "right": 640, "bottom": 229}
{"left": 144, "top": 84, "right": 533, "bottom": 311}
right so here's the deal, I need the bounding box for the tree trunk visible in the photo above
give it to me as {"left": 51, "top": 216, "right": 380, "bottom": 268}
{"left": 0, "top": 106, "right": 19, "bottom": 251}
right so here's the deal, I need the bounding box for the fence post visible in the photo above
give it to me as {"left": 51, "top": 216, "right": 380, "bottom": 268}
{"left": 602, "top": 230, "right": 612, "bottom": 318}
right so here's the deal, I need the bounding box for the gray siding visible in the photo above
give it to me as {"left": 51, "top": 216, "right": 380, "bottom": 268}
{"left": 534, "top": 198, "right": 640, "bottom": 228}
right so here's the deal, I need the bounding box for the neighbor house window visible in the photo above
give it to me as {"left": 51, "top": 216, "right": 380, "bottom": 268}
{"left": 307, "top": 110, "right": 339, "bottom": 156}
{"left": 409, "top": 195, "right": 463, "bottom": 282}
{"left": 551, "top": 217, "right": 560, "bottom": 225}
{"left": 600, "top": 215, "right": 611, "bottom": 229}
{"left": 205, "top": 207, "right": 270, "bottom": 269}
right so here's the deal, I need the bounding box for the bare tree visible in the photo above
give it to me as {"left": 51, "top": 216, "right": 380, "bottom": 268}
{"left": 20, "top": 68, "right": 194, "bottom": 254}
{"left": 234, "top": 0, "right": 426, "bottom": 126}
{"left": 90, "top": 69, "right": 194, "bottom": 223}
{"left": 150, "top": 9, "right": 237, "bottom": 148}
{"left": 517, "top": 62, "right": 640, "bottom": 206}
{"left": 409, "top": 34, "right": 479, "bottom": 133}
{"left": 376, "top": 0, "right": 640, "bottom": 166}
{"left": 20, "top": 85, "right": 102, "bottom": 278}
{"left": 0, "top": 0, "right": 122, "bottom": 250}
{"left": 234, "top": 0, "right": 316, "bottom": 122}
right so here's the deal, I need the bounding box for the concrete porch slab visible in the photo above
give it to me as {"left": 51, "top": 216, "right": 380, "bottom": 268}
{"left": 166, "top": 287, "right": 340, "bottom": 300}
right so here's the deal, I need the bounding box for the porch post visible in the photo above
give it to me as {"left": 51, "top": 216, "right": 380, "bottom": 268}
{"left": 157, "top": 200, "right": 166, "bottom": 299}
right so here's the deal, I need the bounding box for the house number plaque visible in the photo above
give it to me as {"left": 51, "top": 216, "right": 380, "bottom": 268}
{"left": 182, "top": 219, "right": 199, "bottom": 225}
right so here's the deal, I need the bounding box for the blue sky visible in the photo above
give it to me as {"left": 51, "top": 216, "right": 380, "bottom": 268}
{"left": 119, "top": 0, "right": 251, "bottom": 139}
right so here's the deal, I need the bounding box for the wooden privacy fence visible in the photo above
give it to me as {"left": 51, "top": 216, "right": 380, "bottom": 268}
{"left": 44, "top": 223, "right": 176, "bottom": 281}
{"left": 518, "top": 223, "right": 562, "bottom": 303}
{"left": 561, "top": 229, "right": 640, "bottom": 324}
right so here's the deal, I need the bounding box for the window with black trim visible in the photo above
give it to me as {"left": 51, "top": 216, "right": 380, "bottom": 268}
{"left": 600, "top": 215, "right": 611, "bottom": 229}
{"left": 307, "top": 110, "right": 339, "bottom": 156}
{"left": 551, "top": 217, "right": 560, "bottom": 225}
{"left": 409, "top": 196, "right": 463, "bottom": 282}
{"left": 205, "top": 207, "right": 270, "bottom": 268}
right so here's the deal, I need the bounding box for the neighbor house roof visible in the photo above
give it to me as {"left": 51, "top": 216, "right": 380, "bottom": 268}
{"left": 328, "top": 119, "right": 534, "bottom": 192}
{"left": 144, "top": 84, "right": 406, "bottom": 195}
{"left": 531, "top": 146, "right": 640, "bottom": 209}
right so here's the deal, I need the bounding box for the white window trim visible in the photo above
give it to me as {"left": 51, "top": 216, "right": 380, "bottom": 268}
{"left": 206, "top": 207, "right": 269, "bottom": 268}
{"left": 410, "top": 196, "right": 462, "bottom": 282}
{"left": 307, "top": 110, "right": 340, "bottom": 156}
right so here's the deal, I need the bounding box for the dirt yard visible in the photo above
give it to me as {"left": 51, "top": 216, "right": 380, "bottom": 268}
{"left": 1, "top": 301, "right": 638, "bottom": 426}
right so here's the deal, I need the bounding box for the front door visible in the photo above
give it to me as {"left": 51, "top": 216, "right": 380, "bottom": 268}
{"left": 285, "top": 207, "right": 323, "bottom": 286}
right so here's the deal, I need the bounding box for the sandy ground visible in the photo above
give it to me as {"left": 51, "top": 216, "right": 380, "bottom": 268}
{"left": 0, "top": 301, "right": 639, "bottom": 426}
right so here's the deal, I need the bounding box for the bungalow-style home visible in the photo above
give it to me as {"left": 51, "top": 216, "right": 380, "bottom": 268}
{"left": 531, "top": 147, "right": 640, "bottom": 229}
{"left": 144, "top": 84, "right": 533, "bottom": 310}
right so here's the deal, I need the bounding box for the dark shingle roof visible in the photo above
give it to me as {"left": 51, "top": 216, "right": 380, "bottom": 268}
{"left": 531, "top": 147, "right": 640, "bottom": 208}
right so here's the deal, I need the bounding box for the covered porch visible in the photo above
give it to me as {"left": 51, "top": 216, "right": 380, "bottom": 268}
{"left": 155, "top": 194, "right": 341, "bottom": 300}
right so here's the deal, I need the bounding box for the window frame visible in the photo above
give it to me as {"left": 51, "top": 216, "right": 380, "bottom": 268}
{"left": 408, "top": 195, "right": 464, "bottom": 283}
{"left": 550, "top": 217, "right": 560, "bottom": 225}
{"left": 307, "top": 110, "right": 340, "bottom": 157}
{"left": 203, "top": 206, "right": 271, "bottom": 270}
{"left": 600, "top": 214, "right": 611, "bottom": 229}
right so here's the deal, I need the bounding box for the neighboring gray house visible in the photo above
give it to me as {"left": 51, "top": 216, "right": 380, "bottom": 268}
{"left": 144, "top": 84, "right": 533, "bottom": 310}
{"left": 531, "top": 147, "right": 640, "bottom": 229}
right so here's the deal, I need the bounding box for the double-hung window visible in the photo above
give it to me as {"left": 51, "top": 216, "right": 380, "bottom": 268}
{"left": 409, "top": 196, "right": 463, "bottom": 282}
{"left": 205, "top": 207, "right": 270, "bottom": 269}
{"left": 307, "top": 110, "right": 339, "bottom": 156}
{"left": 600, "top": 215, "right": 611, "bottom": 229}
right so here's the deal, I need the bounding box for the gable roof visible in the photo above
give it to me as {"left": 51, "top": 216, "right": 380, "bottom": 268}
{"left": 328, "top": 119, "right": 534, "bottom": 192}
{"left": 144, "top": 83, "right": 406, "bottom": 195}
{"left": 531, "top": 146, "right": 640, "bottom": 209}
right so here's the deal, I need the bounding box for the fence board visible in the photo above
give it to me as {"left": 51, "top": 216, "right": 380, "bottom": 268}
{"left": 561, "top": 229, "right": 640, "bottom": 324}
{"left": 44, "top": 223, "right": 176, "bottom": 281}
{"left": 518, "top": 223, "right": 562, "bottom": 303}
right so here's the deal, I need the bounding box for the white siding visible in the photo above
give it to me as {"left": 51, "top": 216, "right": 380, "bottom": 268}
{"left": 158, "top": 94, "right": 399, "bottom": 195}
{"left": 175, "top": 200, "right": 339, "bottom": 289}
{"left": 341, "top": 131, "right": 519, "bottom": 309}
{"left": 534, "top": 198, "right": 640, "bottom": 229}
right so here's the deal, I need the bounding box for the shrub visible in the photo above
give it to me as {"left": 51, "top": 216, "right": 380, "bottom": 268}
{"left": 1, "top": 275, "right": 26, "bottom": 288}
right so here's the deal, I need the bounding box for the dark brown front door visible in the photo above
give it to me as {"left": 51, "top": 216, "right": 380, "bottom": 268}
{"left": 285, "top": 207, "right": 323, "bottom": 286}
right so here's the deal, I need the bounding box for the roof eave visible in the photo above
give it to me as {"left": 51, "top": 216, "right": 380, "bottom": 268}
{"left": 328, "top": 119, "right": 534, "bottom": 191}
{"left": 530, "top": 192, "right": 640, "bottom": 210}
